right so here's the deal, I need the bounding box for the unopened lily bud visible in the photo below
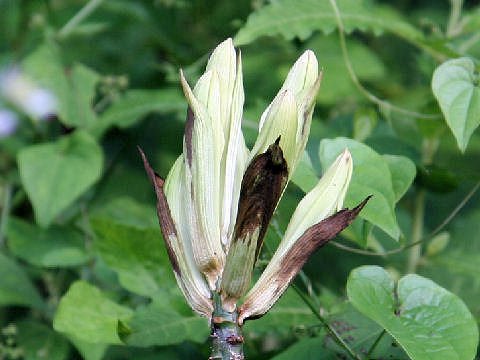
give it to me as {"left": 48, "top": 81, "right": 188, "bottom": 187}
{"left": 181, "top": 73, "right": 225, "bottom": 289}
{"left": 250, "top": 90, "right": 298, "bottom": 171}
{"left": 253, "top": 50, "right": 322, "bottom": 175}
{"left": 220, "top": 139, "right": 288, "bottom": 312}
{"left": 139, "top": 150, "right": 213, "bottom": 317}
{"left": 238, "top": 149, "right": 368, "bottom": 324}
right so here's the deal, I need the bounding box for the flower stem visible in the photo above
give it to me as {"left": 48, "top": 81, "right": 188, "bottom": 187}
{"left": 210, "top": 293, "right": 244, "bottom": 360}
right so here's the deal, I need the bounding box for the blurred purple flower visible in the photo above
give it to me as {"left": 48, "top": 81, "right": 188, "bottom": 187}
{"left": 0, "top": 110, "right": 19, "bottom": 137}
{"left": 0, "top": 67, "right": 57, "bottom": 119}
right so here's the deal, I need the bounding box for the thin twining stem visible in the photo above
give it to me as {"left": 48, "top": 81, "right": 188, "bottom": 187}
{"left": 268, "top": 219, "right": 359, "bottom": 359}
{"left": 328, "top": 0, "right": 441, "bottom": 120}
{"left": 330, "top": 180, "right": 480, "bottom": 257}
{"left": 58, "top": 0, "right": 105, "bottom": 39}
{"left": 291, "top": 283, "right": 362, "bottom": 360}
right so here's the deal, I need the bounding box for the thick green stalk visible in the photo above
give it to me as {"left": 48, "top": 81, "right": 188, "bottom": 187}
{"left": 210, "top": 294, "right": 244, "bottom": 360}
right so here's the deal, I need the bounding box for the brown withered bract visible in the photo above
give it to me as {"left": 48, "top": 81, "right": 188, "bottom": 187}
{"left": 275, "top": 196, "right": 371, "bottom": 287}
{"left": 232, "top": 137, "right": 288, "bottom": 259}
{"left": 184, "top": 107, "right": 194, "bottom": 167}
{"left": 238, "top": 195, "right": 371, "bottom": 324}
{"left": 138, "top": 146, "right": 181, "bottom": 276}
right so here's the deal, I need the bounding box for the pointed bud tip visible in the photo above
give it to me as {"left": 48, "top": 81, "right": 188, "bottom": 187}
{"left": 341, "top": 148, "right": 352, "bottom": 162}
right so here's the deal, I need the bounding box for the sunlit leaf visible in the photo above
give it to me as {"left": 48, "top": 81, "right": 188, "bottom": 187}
{"left": 54, "top": 281, "right": 134, "bottom": 345}
{"left": 432, "top": 57, "right": 480, "bottom": 152}
{"left": 235, "top": 0, "right": 423, "bottom": 46}
{"left": 319, "top": 137, "right": 401, "bottom": 239}
{"left": 347, "top": 266, "right": 479, "bottom": 360}
{"left": 383, "top": 154, "right": 416, "bottom": 202}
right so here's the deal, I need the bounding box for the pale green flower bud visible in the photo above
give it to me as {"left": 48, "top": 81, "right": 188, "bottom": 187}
{"left": 140, "top": 151, "right": 213, "bottom": 317}
{"left": 176, "top": 38, "right": 248, "bottom": 288}
{"left": 279, "top": 148, "right": 353, "bottom": 256}
{"left": 219, "top": 50, "right": 323, "bottom": 312}
{"left": 141, "top": 39, "right": 368, "bottom": 324}
{"left": 253, "top": 50, "right": 322, "bottom": 175}
{"left": 180, "top": 71, "right": 225, "bottom": 289}
{"left": 250, "top": 90, "right": 298, "bottom": 171}
{"left": 220, "top": 140, "right": 288, "bottom": 311}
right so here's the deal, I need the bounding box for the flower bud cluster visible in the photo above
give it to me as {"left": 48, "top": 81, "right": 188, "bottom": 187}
{"left": 141, "top": 39, "right": 367, "bottom": 321}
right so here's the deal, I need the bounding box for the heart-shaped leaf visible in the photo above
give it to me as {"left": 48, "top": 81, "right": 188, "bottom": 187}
{"left": 432, "top": 57, "right": 480, "bottom": 152}
{"left": 121, "top": 293, "right": 209, "bottom": 347}
{"left": 53, "top": 281, "right": 133, "bottom": 345}
{"left": 347, "top": 266, "right": 479, "bottom": 360}
{"left": 17, "top": 130, "right": 103, "bottom": 227}
{"left": 0, "top": 252, "right": 45, "bottom": 309}
{"left": 91, "top": 217, "right": 175, "bottom": 298}
{"left": 7, "top": 217, "right": 90, "bottom": 267}
{"left": 22, "top": 43, "right": 100, "bottom": 129}
{"left": 320, "top": 137, "right": 413, "bottom": 239}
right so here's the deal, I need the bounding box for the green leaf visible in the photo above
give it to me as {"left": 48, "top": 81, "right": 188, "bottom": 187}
{"left": 273, "top": 304, "right": 406, "bottom": 360}
{"left": 53, "top": 281, "right": 133, "bottom": 345}
{"left": 432, "top": 57, "right": 480, "bottom": 152}
{"left": 67, "top": 335, "right": 108, "bottom": 360}
{"left": 347, "top": 265, "right": 479, "bottom": 360}
{"left": 22, "top": 43, "right": 100, "bottom": 129}
{"left": 433, "top": 250, "right": 480, "bottom": 279}
{"left": 243, "top": 288, "right": 318, "bottom": 335}
{"left": 353, "top": 107, "right": 378, "bottom": 142}
{"left": 383, "top": 154, "right": 416, "bottom": 202}
{"left": 17, "top": 130, "right": 103, "bottom": 227}
{"left": 7, "top": 217, "right": 90, "bottom": 267}
{"left": 306, "top": 35, "right": 386, "bottom": 104}
{"left": 272, "top": 339, "right": 336, "bottom": 360}
{"left": 91, "top": 196, "right": 158, "bottom": 229}
{"left": 122, "top": 295, "right": 209, "bottom": 347}
{"left": 21, "top": 43, "right": 69, "bottom": 122}
{"left": 91, "top": 217, "right": 175, "bottom": 298}
{"left": 319, "top": 137, "right": 400, "bottom": 239}
{"left": 98, "top": 88, "right": 185, "bottom": 131}
{"left": 17, "top": 321, "right": 70, "bottom": 360}
{"left": 0, "top": 251, "right": 44, "bottom": 309}
{"left": 291, "top": 151, "right": 318, "bottom": 193}
{"left": 66, "top": 63, "right": 100, "bottom": 128}
{"left": 234, "top": 0, "right": 423, "bottom": 46}
{"left": 323, "top": 303, "right": 407, "bottom": 358}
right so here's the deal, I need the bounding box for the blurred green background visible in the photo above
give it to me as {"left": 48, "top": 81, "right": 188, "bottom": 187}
{"left": 1, "top": 0, "right": 480, "bottom": 359}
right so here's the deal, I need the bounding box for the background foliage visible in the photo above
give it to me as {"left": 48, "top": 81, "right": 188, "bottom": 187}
{"left": 1, "top": 0, "right": 480, "bottom": 359}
